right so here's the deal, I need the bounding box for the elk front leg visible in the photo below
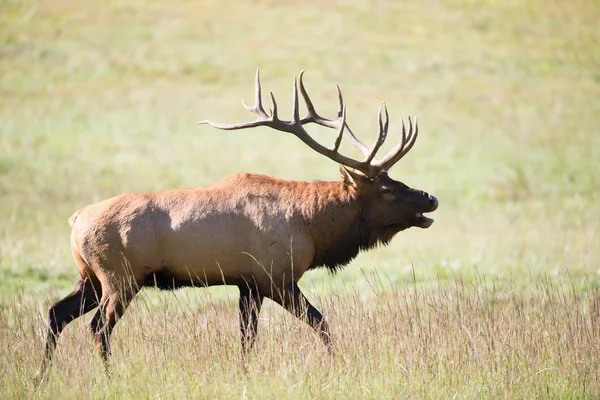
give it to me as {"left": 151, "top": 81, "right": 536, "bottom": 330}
{"left": 275, "top": 281, "right": 333, "bottom": 352}
{"left": 238, "top": 283, "right": 264, "bottom": 359}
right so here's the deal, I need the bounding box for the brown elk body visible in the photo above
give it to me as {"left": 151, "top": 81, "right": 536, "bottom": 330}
{"left": 38, "top": 71, "right": 438, "bottom": 380}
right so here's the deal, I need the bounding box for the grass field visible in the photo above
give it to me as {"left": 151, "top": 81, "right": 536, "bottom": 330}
{"left": 1, "top": 0, "right": 599, "bottom": 398}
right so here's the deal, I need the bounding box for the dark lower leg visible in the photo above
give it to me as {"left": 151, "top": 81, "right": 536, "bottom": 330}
{"left": 38, "top": 279, "right": 101, "bottom": 381}
{"left": 280, "top": 281, "right": 333, "bottom": 350}
{"left": 91, "top": 289, "right": 136, "bottom": 374}
{"left": 238, "top": 283, "right": 264, "bottom": 357}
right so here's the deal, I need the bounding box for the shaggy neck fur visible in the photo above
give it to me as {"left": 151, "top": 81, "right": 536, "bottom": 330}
{"left": 299, "top": 181, "right": 404, "bottom": 273}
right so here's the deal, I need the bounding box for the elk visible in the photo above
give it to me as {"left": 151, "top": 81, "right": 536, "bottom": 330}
{"left": 37, "top": 70, "right": 438, "bottom": 380}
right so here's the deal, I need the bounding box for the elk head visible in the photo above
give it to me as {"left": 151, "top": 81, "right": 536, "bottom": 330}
{"left": 200, "top": 70, "right": 438, "bottom": 235}
{"left": 341, "top": 167, "right": 438, "bottom": 232}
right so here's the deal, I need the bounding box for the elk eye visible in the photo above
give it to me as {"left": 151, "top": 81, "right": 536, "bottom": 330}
{"left": 381, "top": 187, "right": 394, "bottom": 195}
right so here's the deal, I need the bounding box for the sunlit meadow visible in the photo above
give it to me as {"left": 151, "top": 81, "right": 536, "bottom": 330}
{"left": 1, "top": 0, "right": 599, "bottom": 398}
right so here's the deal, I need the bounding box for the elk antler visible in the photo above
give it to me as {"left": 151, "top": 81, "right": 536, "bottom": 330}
{"left": 199, "top": 69, "right": 419, "bottom": 178}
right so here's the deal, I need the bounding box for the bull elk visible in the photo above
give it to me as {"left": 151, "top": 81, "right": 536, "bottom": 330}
{"left": 38, "top": 70, "right": 438, "bottom": 379}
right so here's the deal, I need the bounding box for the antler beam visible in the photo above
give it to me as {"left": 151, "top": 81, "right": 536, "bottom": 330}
{"left": 199, "top": 69, "right": 419, "bottom": 178}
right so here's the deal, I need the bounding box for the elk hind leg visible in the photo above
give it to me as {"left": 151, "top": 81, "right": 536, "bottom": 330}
{"left": 238, "top": 283, "right": 264, "bottom": 360}
{"left": 90, "top": 283, "right": 138, "bottom": 374}
{"left": 37, "top": 278, "right": 101, "bottom": 382}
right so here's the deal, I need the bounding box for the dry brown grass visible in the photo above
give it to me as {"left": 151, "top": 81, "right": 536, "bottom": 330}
{"left": 1, "top": 276, "right": 598, "bottom": 398}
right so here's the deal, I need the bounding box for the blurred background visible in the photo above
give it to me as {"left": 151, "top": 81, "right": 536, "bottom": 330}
{"left": 1, "top": 0, "right": 598, "bottom": 295}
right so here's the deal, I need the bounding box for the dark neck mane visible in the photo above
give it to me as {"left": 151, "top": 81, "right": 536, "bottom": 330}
{"left": 303, "top": 182, "right": 404, "bottom": 273}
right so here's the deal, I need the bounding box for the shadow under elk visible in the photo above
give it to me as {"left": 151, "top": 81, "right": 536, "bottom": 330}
{"left": 38, "top": 70, "right": 438, "bottom": 380}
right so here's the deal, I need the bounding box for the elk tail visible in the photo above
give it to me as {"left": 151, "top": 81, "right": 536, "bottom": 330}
{"left": 68, "top": 209, "right": 83, "bottom": 228}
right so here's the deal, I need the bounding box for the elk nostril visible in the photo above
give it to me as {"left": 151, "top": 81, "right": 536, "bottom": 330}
{"left": 428, "top": 195, "right": 438, "bottom": 207}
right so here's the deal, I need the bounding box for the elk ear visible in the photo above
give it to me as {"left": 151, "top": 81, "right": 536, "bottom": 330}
{"left": 340, "top": 165, "right": 370, "bottom": 188}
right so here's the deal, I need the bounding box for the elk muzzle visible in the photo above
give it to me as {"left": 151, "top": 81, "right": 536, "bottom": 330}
{"left": 414, "top": 193, "right": 438, "bottom": 228}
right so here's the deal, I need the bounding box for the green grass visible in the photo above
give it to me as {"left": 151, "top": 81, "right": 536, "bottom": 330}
{"left": 1, "top": 0, "right": 599, "bottom": 397}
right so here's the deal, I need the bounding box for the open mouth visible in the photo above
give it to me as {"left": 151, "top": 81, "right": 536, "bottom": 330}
{"left": 415, "top": 212, "right": 434, "bottom": 228}
{"left": 414, "top": 197, "right": 438, "bottom": 229}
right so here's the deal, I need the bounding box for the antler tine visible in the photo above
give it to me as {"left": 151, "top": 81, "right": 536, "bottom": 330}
{"left": 297, "top": 71, "right": 340, "bottom": 129}
{"left": 400, "top": 116, "right": 419, "bottom": 158}
{"left": 199, "top": 70, "right": 421, "bottom": 178}
{"left": 299, "top": 75, "right": 374, "bottom": 160}
{"left": 335, "top": 85, "right": 344, "bottom": 118}
{"left": 332, "top": 103, "right": 347, "bottom": 152}
{"left": 296, "top": 74, "right": 398, "bottom": 166}
{"left": 376, "top": 116, "right": 419, "bottom": 171}
{"left": 269, "top": 92, "right": 278, "bottom": 119}
{"left": 333, "top": 86, "right": 377, "bottom": 160}
{"left": 199, "top": 68, "right": 274, "bottom": 129}
{"left": 298, "top": 70, "right": 320, "bottom": 120}
{"left": 296, "top": 73, "right": 373, "bottom": 160}
{"left": 242, "top": 68, "right": 269, "bottom": 119}
{"left": 364, "top": 103, "right": 389, "bottom": 164}
{"left": 292, "top": 76, "right": 301, "bottom": 123}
